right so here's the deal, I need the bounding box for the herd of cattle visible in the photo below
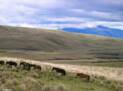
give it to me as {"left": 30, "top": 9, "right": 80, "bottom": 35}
{"left": 0, "top": 59, "right": 90, "bottom": 81}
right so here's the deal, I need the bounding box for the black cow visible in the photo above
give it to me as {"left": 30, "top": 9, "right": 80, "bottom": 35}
{"left": 6, "top": 61, "right": 17, "bottom": 68}
{"left": 52, "top": 67, "right": 66, "bottom": 76}
{"left": 30, "top": 64, "right": 41, "bottom": 70}
{"left": 76, "top": 73, "right": 90, "bottom": 81}
{"left": 20, "top": 62, "right": 31, "bottom": 70}
{"left": 0, "top": 60, "right": 5, "bottom": 65}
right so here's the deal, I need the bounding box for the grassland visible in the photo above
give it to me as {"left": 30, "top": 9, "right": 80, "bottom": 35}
{"left": 0, "top": 25, "right": 123, "bottom": 69}
{"left": 0, "top": 25, "right": 123, "bottom": 91}
{"left": 0, "top": 25, "right": 123, "bottom": 65}
{"left": 0, "top": 65, "right": 122, "bottom": 91}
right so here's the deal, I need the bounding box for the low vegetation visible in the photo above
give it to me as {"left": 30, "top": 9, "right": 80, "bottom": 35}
{"left": 0, "top": 65, "right": 122, "bottom": 91}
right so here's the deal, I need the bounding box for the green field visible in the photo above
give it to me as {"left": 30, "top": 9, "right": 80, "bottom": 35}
{"left": 0, "top": 65, "right": 122, "bottom": 91}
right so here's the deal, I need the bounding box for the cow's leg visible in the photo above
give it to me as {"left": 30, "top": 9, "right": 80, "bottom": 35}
{"left": 24, "top": 63, "right": 31, "bottom": 70}
{"left": 20, "top": 62, "right": 26, "bottom": 70}
{"left": 20, "top": 62, "right": 30, "bottom": 70}
{"left": 6, "top": 62, "right": 12, "bottom": 68}
{"left": 35, "top": 65, "right": 41, "bottom": 70}
{"left": 6, "top": 61, "right": 17, "bottom": 69}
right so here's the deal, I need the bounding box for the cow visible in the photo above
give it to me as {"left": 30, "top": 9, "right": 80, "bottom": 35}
{"left": 20, "top": 62, "right": 31, "bottom": 70}
{"left": 76, "top": 73, "right": 90, "bottom": 81}
{"left": 52, "top": 67, "right": 66, "bottom": 76}
{"left": 6, "top": 61, "right": 17, "bottom": 68}
{"left": 30, "top": 64, "right": 41, "bottom": 70}
{"left": 0, "top": 60, "right": 5, "bottom": 65}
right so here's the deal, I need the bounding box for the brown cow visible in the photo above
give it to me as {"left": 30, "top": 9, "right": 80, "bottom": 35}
{"left": 52, "top": 67, "right": 66, "bottom": 76}
{"left": 76, "top": 73, "right": 90, "bottom": 81}
{"left": 6, "top": 61, "right": 17, "bottom": 68}
{"left": 20, "top": 62, "right": 41, "bottom": 71}
{"left": 20, "top": 62, "right": 31, "bottom": 70}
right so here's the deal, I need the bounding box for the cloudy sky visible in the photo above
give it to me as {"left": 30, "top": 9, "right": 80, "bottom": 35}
{"left": 0, "top": 0, "right": 123, "bottom": 30}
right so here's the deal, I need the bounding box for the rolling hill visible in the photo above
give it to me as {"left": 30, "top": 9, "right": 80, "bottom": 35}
{"left": 0, "top": 25, "right": 123, "bottom": 63}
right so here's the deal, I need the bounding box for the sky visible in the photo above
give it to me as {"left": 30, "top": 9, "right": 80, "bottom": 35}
{"left": 0, "top": 0, "right": 123, "bottom": 30}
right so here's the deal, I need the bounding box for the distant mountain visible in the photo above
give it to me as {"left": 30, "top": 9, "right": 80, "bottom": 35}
{"left": 62, "top": 26, "right": 123, "bottom": 38}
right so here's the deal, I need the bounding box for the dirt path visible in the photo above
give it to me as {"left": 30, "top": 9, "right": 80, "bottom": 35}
{"left": 0, "top": 57, "right": 123, "bottom": 82}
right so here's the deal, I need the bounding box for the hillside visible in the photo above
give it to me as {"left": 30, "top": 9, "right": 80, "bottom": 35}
{"left": 0, "top": 25, "right": 123, "bottom": 63}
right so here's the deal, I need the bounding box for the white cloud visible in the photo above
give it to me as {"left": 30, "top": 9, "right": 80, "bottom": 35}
{"left": 0, "top": 0, "right": 63, "bottom": 9}
{"left": 96, "top": 22, "right": 123, "bottom": 30}
{"left": 98, "top": 0, "right": 123, "bottom": 5}
{"left": 0, "top": 0, "right": 123, "bottom": 31}
{"left": 71, "top": 9, "right": 122, "bottom": 20}
{"left": 0, "top": 0, "right": 68, "bottom": 25}
{"left": 46, "top": 17, "right": 85, "bottom": 22}
{"left": 8, "top": 20, "right": 123, "bottom": 31}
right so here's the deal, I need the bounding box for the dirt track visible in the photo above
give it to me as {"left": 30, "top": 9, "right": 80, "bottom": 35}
{"left": 0, "top": 57, "right": 123, "bottom": 82}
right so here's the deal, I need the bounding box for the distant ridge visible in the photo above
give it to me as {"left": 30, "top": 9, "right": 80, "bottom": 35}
{"left": 62, "top": 26, "right": 123, "bottom": 38}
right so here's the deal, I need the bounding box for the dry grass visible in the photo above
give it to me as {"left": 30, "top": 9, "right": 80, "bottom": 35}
{"left": 0, "top": 57, "right": 123, "bottom": 83}
{"left": 0, "top": 65, "right": 121, "bottom": 91}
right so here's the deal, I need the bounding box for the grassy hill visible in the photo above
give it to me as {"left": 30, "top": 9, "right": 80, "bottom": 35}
{"left": 0, "top": 25, "right": 87, "bottom": 51}
{"left": 0, "top": 25, "right": 123, "bottom": 66}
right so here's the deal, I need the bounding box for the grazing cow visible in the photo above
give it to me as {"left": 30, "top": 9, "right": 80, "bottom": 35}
{"left": 6, "top": 61, "right": 17, "bottom": 68}
{"left": 52, "top": 67, "right": 66, "bottom": 76}
{"left": 30, "top": 64, "right": 41, "bottom": 70}
{"left": 76, "top": 73, "right": 90, "bottom": 81}
{"left": 0, "top": 60, "right": 5, "bottom": 65}
{"left": 20, "top": 62, "right": 31, "bottom": 70}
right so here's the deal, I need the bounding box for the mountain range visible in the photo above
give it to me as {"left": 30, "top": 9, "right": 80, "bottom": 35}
{"left": 62, "top": 26, "right": 123, "bottom": 38}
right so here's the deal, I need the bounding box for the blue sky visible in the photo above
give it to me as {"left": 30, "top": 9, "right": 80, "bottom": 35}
{"left": 0, "top": 0, "right": 123, "bottom": 30}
